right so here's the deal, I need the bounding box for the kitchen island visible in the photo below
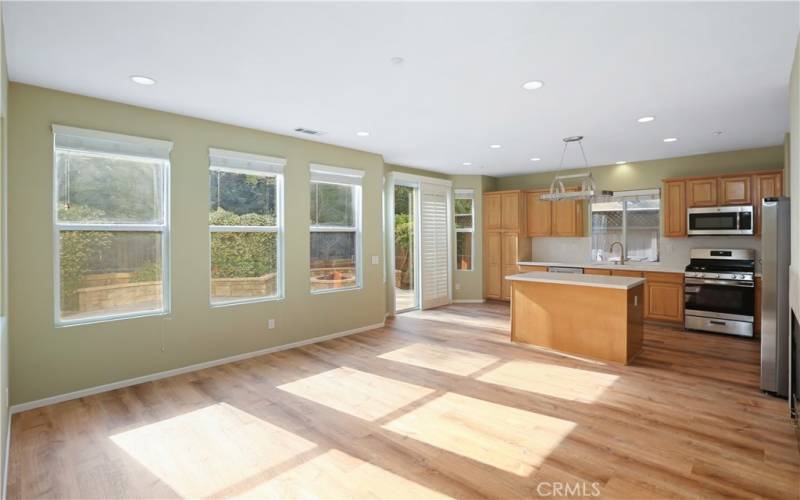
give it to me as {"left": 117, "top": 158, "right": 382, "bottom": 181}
{"left": 506, "top": 272, "right": 646, "bottom": 364}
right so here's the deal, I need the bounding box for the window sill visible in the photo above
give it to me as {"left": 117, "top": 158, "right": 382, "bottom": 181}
{"left": 310, "top": 285, "right": 363, "bottom": 296}
{"left": 210, "top": 295, "right": 284, "bottom": 308}
{"left": 56, "top": 309, "right": 169, "bottom": 328}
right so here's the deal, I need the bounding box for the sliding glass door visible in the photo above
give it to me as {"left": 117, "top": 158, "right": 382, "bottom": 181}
{"left": 394, "top": 184, "right": 418, "bottom": 312}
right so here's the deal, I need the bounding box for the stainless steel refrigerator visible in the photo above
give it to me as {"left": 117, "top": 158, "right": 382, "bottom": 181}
{"left": 760, "top": 197, "right": 790, "bottom": 397}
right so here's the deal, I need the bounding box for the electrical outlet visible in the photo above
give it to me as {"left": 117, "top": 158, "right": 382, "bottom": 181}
{"left": 455, "top": 283, "right": 461, "bottom": 290}
{"left": 268, "top": 319, "right": 275, "bottom": 330}
{"left": 371, "top": 255, "right": 379, "bottom": 264}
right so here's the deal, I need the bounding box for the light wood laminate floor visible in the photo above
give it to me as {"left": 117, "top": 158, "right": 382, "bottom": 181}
{"left": 8, "top": 302, "right": 800, "bottom": 499}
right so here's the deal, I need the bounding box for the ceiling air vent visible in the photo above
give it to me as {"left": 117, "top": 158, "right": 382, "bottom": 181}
{"left": 294, "top": 127, "right": 324, "bottom": 136}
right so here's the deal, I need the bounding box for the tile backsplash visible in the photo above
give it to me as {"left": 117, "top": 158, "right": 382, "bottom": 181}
{"left": 531, "top": 236, "right": 763, "bottom": 271}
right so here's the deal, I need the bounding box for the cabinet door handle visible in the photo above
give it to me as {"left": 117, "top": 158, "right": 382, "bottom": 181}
{"left": 710, "top": 320, "right": 726, "bottom": 326}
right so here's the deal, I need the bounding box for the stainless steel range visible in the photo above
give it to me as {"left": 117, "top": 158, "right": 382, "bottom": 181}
{"left": 684, "top": 249, "right": 756, "bottom": 337}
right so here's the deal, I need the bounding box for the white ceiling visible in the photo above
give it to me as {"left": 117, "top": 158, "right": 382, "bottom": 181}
{"left": 4, "top": 2, "right": 799, "bottom": 176}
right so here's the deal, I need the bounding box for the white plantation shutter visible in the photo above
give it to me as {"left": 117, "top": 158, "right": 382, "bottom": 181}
{"left": 420, "top": 182, "right": 451, "bottom": 309}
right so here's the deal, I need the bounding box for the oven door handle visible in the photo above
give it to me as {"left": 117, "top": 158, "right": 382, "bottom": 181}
{"left": 684, "top": 277, "right": 755, "bottom": 287}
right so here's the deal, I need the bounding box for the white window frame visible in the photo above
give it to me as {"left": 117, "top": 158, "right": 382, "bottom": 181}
{"left": 309, "top": 163, "right": 364, "bottom": 294}
{"left": 208, "top": 148, "right": 286, "bottom": 307}
{"left": 455, "top": 189, "right": 475, "bottom": 271}
{"left": 52, "top": 125, "right": 173, "bottom": 327}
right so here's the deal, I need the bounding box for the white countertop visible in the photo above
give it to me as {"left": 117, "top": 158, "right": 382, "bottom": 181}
{"left": 517, "top": 260, "right": 686, "bottom": 274}
{"left": 506, "top": 271, "right": 646, "bottom": 290}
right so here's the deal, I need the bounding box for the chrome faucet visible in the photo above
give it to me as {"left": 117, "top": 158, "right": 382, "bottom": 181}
{"left": 609, "top": 241, "right": 626, "bottom": 265}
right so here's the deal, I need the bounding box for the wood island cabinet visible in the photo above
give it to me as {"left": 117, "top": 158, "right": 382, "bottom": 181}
{"left": 483, "top": 191, "right": 530, "bottom": 301}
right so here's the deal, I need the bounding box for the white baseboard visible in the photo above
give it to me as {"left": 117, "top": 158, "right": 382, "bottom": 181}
{"left": 452, "top": 299, "right": 485, "bottom": 304}
{"left": 9, "top": 321, "right": 385, "bottom": 415}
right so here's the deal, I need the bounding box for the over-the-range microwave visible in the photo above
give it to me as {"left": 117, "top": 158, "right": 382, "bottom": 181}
{"left": 687, "top": 205, "right": 754, "bottom": 235}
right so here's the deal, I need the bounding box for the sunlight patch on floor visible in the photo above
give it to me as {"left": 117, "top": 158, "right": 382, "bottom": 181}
{"left": 383, "top": 392, "right": 576, "bottom": 477}
{"left": 277, "top": 366, "right": 435, "bottom": 421}
{"left": 378, "top": 342, "right": 499, "bottom": 376}
{"left": 476, "top": 360, "right": 619, "bottom": 402}
{"left": 110, "top": 403, "right": 316, "bottom": 498}
{"left": 235, "top": 448, "right": 452, "bottom": 499}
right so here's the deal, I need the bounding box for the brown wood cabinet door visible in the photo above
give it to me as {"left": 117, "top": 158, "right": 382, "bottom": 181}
{"left": 519, "top": 265, "right": 548, "bottom": 273}
{"left": 583, "top": 268, "right": 611, "bottom": 276}
{"left": 645, "top": 281, "right": 684, "bottom": 323}
{"left": 551, "top": 195, "right": 583, "bottom": 237}
{"left": 500, "top": 232, "right": 519, "bottom": 300}
{"left": 718, "top": 175, "right": 752, "bottom": 205}
{"left": 754, "top": 172, "right": 783, "bottom": 236}
{"left": 484, "top": 231, "right": 502, "bottom": 298}
{"left": 525, "top": 190, "right": 551, "bottom": 236}
{"left": 611, "top": 270, "right": 643, "bottom": 278}
{"left": 484, "top": 194, "right": 502, "bottom": 231}
{"left": 663, "top": 180, "right": 687, "bottom": 237}
{"left": 500, "top": 192, "right": 520, "bottom": 231}
{"left": 687, "top": 178, "right": 717, "bottom": 207}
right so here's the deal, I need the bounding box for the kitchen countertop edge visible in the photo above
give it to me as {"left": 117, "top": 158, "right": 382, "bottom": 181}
{"left": 506, "top": 272, "right": 646, "bottom": 290}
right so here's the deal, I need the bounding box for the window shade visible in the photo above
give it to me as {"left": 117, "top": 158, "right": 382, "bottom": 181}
{"left": 310, "top": 164, "right": 365, "bottom": 186}
{"left": 209, "top": 148, "right": 286, "bottom": 175}
{"left": 420, "top": 182, "right": 451, "bottom": 309}
{"left": 52, "top": 124, "right": 173, "bottom": 160}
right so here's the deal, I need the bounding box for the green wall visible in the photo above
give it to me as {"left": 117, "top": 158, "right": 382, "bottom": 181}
{"left": 494, "top": 146, "right": 785, "bottom": 192}
{"left": 451, "top": 175, "right": 486, "bottom": 301}
{"left": 0, "top": 8, "right": 9, "bottom": 493}
{"left": 8, "top": 83, "right": 389, "bottom": 405}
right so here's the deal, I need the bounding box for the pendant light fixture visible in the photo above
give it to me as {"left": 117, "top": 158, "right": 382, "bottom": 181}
{"left": 540, "top": 136, "right": 612, "bottom": 201}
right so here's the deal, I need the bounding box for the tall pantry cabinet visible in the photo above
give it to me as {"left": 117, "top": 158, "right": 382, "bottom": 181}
{"left": 483, "top": 191, "right": 531, "bottom": 301}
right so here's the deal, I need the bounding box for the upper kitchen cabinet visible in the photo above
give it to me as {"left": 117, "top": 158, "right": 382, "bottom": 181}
{"left": 754, "top": 171, "right": 783, "bottom": 203}
{"left": 686, "top": 177, "right": 717, "bottom": 207}
{"left": 524, "top": 188, "right": 584, "bottom": 237}
{"left": 718, "top": 174, "right": 752, "bottom": 205}
{"left": 484, "top": 190, "right": 525, "bottom": 232}
{"left": 525, "top": 189, "right": 552, "bottom": 236}
{"left": 484, "top": 192, "right": 503, "bottom": 230}
{"left": 551, "top": 195, "right": 584, "bottom": 237}
{"left": 753, "top": 171, "right": 784, "bottom": 235}
{"left": 663, "top": 180, "right": 687, "bottom": 237}
{"left": 501, "top": 191, "right": 522, "bottom": 230}
{"left": 664, "top": 169, "right": 782, "bottom": 237}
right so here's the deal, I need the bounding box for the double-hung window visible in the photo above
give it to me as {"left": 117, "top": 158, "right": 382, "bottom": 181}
{"left": 309, "top": 164, "right": 363, "bottom": 293}
{"left": 455, "top": 189, "right": 474, "bottom": 271}
{"left": 209, "top": 149, "right": 285, "bottom": 305}
{"left": 53, "top": 125, "right": 172, "bottom": 325}
{"left": 590, "top": 189, "right": 661, "bottom": 263}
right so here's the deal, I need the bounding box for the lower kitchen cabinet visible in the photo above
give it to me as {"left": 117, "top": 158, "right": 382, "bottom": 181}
{"left": 583, "top": 268, "right": 612, "bottom": 276}
{"left": 643, "top": 272, "right": 684, "bottom": 323}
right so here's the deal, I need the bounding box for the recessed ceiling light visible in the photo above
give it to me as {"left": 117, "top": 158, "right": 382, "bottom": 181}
{"left": 530, "top": 157, "right": 541, "bottom": 162}
{"left": 712, "top": 131, "right": 723, "bottom": 136}
{"left": 462, "top": 162, "right": 472, "bottom": 166}
{"left": 489, "top": 144, "right": 501, "bottom": 149}
{"left": 522, "top": 80, "right": 544, "bottom": 90}
{"left": 616, "top": 161, "right": 627, "bottom": 165}
{"left": 663, "top": 137, "right": 678, "bottom": 143}
{"left": 637, "top": 116, "right": 655, "bottom": 123}
{"left": 130, "top": 75, "right": 156, "bottom": 85}
{"left": 356, "top": 131, "right": 370, "bottom": 137}
{"left": 390, "top": 56, "right": 405, "bottom": 66}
